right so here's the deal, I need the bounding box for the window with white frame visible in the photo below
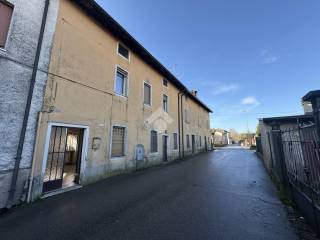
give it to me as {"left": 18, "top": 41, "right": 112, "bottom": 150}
{"left": 118, "top": 43, "right": 129, "bottom": 59}
{"left": 144, "top": 82, "right": 151, "bottom": 106}
{"left": 0, "top": 1, "right": 13, "bottom": 48}
{"left": 173, "top": 133, "right": 178, "bottom": 150}
{"left": 150, "top": 130, "right": 158, "bottom": 153}
{"left": 163, "top": 94, "right": 168, "bottom": 112}
{"left": 115, "top": 67, "right": 128, "bottom": 96}
{"left": 111, "top": 126, "right": 126, "bottom": 157}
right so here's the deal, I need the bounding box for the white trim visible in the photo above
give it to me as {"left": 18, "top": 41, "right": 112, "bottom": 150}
{"left": 41, "top": 122, "right": 89, "bottom": 188}
{"left": 0, "top": 1, "right": 14, "bottom": 51}
{"left": 114, "top": 65, "right": 129, "bottom": 97}
{"left": 143, "top": 80, "right": 152, "bottom": 107}
{"left": 117, "top": 42, "right": 131, "bottom": 61}
{"left": 109, "top": 124, "right": 128, "bottom": 160}
{"left": 163, "top": 94, "right": 169, "bottom": 113}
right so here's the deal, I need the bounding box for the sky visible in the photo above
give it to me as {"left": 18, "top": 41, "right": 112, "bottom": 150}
{"left": 96, "top": 0, "right": 320, "bottom": 133}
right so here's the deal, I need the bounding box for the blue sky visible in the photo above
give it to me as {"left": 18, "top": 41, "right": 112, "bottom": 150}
{"left": 96, "top": 0, "right": 320, "bottom": 133}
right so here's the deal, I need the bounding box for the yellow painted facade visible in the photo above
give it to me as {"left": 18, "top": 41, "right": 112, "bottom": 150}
{"left": 31, "top": 0, "right": 211, "bottom": 199}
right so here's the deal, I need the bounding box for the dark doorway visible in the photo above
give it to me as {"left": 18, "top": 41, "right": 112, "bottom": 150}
{"left": 192, "top": 135, "right": 195, "bottom": 154}
{"left": 43, "top": 127, "right": 84, "bottom": 193}
{"left": 163, "top": 135, "right": 168, "bottom": 162}
{"left": 205, "top": 136, "right": 208, "bottom": 151}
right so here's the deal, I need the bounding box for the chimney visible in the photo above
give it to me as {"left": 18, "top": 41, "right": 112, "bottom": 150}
{"left": 191, "top": 90, "right": 198, "bottom": 97}
{"left": 302, "top": 101, "right": 313, "bottom": 115}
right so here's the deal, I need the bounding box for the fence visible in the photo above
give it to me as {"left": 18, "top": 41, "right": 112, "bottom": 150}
{"left": 268, "top": 124, "right": 320, "bottom": 234}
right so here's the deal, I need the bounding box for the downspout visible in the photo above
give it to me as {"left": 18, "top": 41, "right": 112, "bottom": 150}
{"left": 6, "top": 0, "right": 50, "bottom": 208}
{"left": 181, "top": 91, "right": 186, "bottom": 158}
{"left": 177, "top": 91, "right": 183, "bottom": 160}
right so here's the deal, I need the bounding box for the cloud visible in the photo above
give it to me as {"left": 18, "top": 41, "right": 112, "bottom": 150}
{"left": 241, "top": 96, "right": 260, "bottom": 106}
{"left": 261, "top": 49, "right": 278, "bottom": 64}
{"left": 210, "top": 83, "right": 239, "bottom": 95}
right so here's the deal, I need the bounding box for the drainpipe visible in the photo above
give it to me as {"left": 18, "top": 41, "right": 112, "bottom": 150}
{"left": 180, "top": 91, "right": 186, "bottom": 158}
{"left": 6, "top": 0, "right": 50, "bottom": 208}
{"left": 178, "top": 91, "right": 184, "bottom": 160}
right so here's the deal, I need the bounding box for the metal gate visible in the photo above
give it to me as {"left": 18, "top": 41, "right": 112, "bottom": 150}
{"left": 43, "top": 126, "right": 83, "bottom": 193}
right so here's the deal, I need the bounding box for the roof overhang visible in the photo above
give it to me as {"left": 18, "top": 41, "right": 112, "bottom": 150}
{"left": 262, "top": 114, "right": 314, "bottom": 125}
{"left": 302, "top": 90, "right": 320, "bottom": 102}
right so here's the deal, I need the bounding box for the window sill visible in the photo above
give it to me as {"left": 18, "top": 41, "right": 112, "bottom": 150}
{"left": 114, "top": 93, "right": 128, "bottom": 99}
{"left": 110, "top": 156, "right": 126, "bottom": 161}
{"left": 149, "top": 152, "right": 159, "bottom": 156}
{"left": 144, "top": 103, "right": 152, "bottom": 109}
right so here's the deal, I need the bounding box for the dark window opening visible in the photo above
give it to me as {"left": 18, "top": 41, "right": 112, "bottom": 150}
{"left": 118, "top": 43, "right": 129, "bottom": 59}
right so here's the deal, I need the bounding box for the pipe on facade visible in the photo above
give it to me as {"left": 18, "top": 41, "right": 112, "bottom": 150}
{"left": 180, "top": 91, "right": 186, "bottom": 158}
{"left": 177, "top": 90, "right": 187, "bottom": 160}
{"left": 6, "top": 0, "right": 50, "bottom": 208}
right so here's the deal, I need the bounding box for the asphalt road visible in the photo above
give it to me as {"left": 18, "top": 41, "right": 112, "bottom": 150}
{"left": 0, "top": 147, "right": 298, "bottom": 240}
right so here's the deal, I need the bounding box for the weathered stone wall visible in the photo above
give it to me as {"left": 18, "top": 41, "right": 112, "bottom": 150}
{"left": 0, "top": 0, "right": 59, "bottom": 209}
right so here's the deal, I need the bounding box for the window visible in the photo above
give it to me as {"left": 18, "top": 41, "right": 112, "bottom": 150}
{"left": 186, "top": 135, "right": 190, "bottom": 149}
{"left": 163, "top": 78, "right": 168, "bottom": 87}
{"left": 184, "top": 109, "right": 191, "bottom": 124}
{"left": 0, "top": 1, "right": 13, "bottom": 48}
{"left": 173, "top": 133, "right": 178, "bottom": 150}
{"left": 111, "top": 126, "right": 125, "bottom": 157}
{"left": 150, "top": 130, "right": 158, "bottom": 153}
{"left": 115, "top": 67, "right": 128, "bottom": 96}
{"left": 118, "top": 43, "right": 129, "bottom": 59}
{"left": 199, "top": 136, "right": 202, "bottom": 147}
{"left": 144, "top": 82, "right": 151, "bottom": 105}
{"left": 163, "top": 94, "right": 168, "bottom": 112}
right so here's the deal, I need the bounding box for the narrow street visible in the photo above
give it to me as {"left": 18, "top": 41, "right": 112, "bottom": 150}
{"left": 0, "top": 147, "right": 298, "bottom": 240}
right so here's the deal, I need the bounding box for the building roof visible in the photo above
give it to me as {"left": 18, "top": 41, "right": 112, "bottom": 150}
{"left": 261, "top": 114, "right": 314, "bottom": 125}
{"left": 72, "top": 0, "right": 212, "bottom": 113}
{"left": 302, "top": 90, "right": 320, "bottom": 102}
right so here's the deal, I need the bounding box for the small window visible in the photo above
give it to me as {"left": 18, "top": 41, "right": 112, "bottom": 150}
{"left": 150, "top": 130, "right": 158, "bottom": 153}
{"left": 163, "top": 94, "right": 168, "bottom": 112}
{"left": 118, "top": 43, "right": 129, "bottom": 59}
{"left": 185, "top": 109, "right": 190, "bottom": 123}
{"left": 186, "top": 135, "right": 190, "bottom": 149}
{"left": 144, "top": 82, "right": 151, "bottom": 105}
{"left": 163, "top": 78, "right": 168, "bottom": 87}
{"left": 115, "top": 67, "right": 128, "bottom": 96}
{"left": 0, "top": 1, "right": 13, "bottom": 48}
{"left": 111, "top": 126, "right": 126, "bottom": 157}
{"left": 199, "top": 136, "right": 202, "bottom": 147}
{"left": 173, "top": 133, "right": 178, "bottom": 150}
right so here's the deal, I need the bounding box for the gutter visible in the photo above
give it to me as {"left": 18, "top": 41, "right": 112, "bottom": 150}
{"left": 6, "top": 0, "right": 50, "bottom": 208}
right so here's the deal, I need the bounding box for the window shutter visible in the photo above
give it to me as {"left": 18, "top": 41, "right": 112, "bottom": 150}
{"left": 0, "top": 2, "right": 13, "bottom": 48}
{"left": 112, "top": 127, "right": 125, "bottom": 157}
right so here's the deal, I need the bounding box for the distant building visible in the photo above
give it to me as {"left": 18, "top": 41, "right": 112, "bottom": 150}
{"left": 212, "top": 129, "right": 230, "bottom": 146}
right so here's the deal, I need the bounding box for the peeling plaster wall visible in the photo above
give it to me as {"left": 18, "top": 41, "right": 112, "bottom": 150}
{"left": 0, "top": 0, "right": 59, "bottom": 209}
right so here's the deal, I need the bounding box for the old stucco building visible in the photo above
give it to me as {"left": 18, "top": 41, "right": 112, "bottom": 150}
{"left": 0, "top": 0, "right": 212, "bottom": 208}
